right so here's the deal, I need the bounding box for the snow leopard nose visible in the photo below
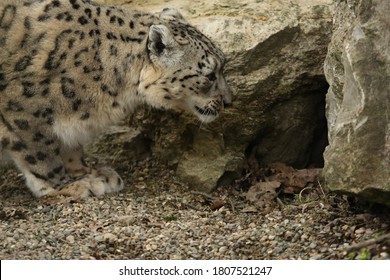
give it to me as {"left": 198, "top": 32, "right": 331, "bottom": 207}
{"left": 221, "top": 92, "right": 232, "bottom": 108}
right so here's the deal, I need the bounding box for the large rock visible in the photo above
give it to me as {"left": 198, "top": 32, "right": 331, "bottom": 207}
{"left": 96, "top": 0, "right": 332, "bottom": 192}
{"left": 324, "top": 0, "right": 390, "bottom": 205}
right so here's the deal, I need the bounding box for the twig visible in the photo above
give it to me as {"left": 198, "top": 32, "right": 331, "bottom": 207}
{"left": 276, "top": 197, "right": 285, "bottom": 208}
{"left": 298, "top": 186, "right": 313, "bottom": 203}
{"left": 190, "top": 191, "right": 217, "bottom": 200}
{"left": 228, "top": 198, "right": 235, "bottom": 212}
{"left": 317, "top": 179, "right": 328, "bottom": 201}
{"left": 182, "top": 203, "right": 202, "bottom": 211}
{"left": 344, "top": 232, "right": 390, "bottom": 252}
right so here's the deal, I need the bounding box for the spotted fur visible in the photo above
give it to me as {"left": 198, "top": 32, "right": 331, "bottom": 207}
{"left": 0, "top": 0, "right": 231, "bottom": 199}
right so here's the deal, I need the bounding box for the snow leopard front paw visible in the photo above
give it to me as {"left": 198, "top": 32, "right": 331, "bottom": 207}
{"left": 85, "top": 167, "right": 124, "bottom": 196}
{"left": 42, "top": 167, "right": 124, "bottom": 201}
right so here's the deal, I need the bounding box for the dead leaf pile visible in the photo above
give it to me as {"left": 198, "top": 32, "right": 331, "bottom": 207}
{"left": 243, "top": 162, "right": 323, "bottom": 213}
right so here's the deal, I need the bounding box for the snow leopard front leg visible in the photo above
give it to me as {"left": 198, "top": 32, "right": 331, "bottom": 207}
{"left": 58, "top": 146, "right": 124, "bottom": 198}
{"left": 3, "top": 131, "right": 123, "bottom": 199}
{"left": 2, "top": 132, "right": 73, "bottom": 197}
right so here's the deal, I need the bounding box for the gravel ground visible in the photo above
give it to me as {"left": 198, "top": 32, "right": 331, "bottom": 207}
{"left": 0, "top": 158, "right": 389, "bottom": 260}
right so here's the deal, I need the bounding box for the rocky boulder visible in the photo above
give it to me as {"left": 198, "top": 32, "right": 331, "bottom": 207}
{"left": 95, "top": 0, "right": 332, "bottom": 192}
{"left": 324, "top": 0, "right": 390, "bottom": 205}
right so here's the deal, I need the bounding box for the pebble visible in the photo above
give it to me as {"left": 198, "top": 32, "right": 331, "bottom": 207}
{"left": 219, "top": 246, "right": 228, "bottom": 253}
{"left": 171, "top": 254, "right": 183, "bottom": 260}
{"left": 274, "top": 247, "right": 284, "bottom": 254}
{"left": 355, "top": 227, "right": 365, "bottom": 234}
{"left": 285, "top": 231, "right": 294, "bottom": 239}
{"left": 301, "top": 234, "right": 308, "bottom": 240}
{"left": 0, "top": 163, "right": 389, "bottom": 260}
{"left": 310, "top": 254, "right": 322, "bottom": 260}
{"left": 118, "top": 215, "right": 136, "bottom": 225}
{"left": 66, "top": 235, "right": 75, "bottom": 244}
{"left": 104, "top": 233, "right": 118, "bottom": 242}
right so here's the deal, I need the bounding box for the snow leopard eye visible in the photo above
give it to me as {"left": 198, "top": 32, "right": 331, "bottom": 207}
{"left": 206, "top": 72, "right": 216, "bottom": 81}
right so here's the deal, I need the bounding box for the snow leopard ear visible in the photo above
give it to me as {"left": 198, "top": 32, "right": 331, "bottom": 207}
{"left": 148, "top": 25, "right": 176, "bottom": 56}
{"left": 159, "top": 8, "right": 187, "bottom": 23}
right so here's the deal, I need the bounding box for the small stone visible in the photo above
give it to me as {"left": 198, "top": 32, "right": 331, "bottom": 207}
{"left": 66, "top": 235, "right": 75, "bottom": 244}
{"left": 309, "top": 242, "right": 317, "bottom": 249}
{"left": 219, "top": 246, "right": 228, "bottom": 253}
{"left": 95, "top": 235, "right": 104, "bottom": 243}
{"left": 274, "top": 247, "right": 284, "bottom": 254}
{"left": 249, "top": 223, "right": 256, "bottom": 228}
{"left": 171, "top": 254, "right": 183, "bottom": 260}
{"left": 320, "top": 247, "right": 328, "bottom": 253}
{"left": 118, "top": 215, "right": 136, "bottom": 225}
{"left": 103, "top": 233, "right": 118, "bottom": 242}
{"left": 260, "top": 236, "right": 267, "bottom": 242}
{"left": 355, "top": 227, "right": 366, "bottom": 234}
{"left": 309, "top": 254, "right": 322, "bottom": 260}
{"left": 301, "top": 234, "right": 308, "bottom": 240}
{"left": 341, "top": 225, "right": 349, "bottom": 231}
{"left": 268, "top": 235, "right": 275, "bottom": 241}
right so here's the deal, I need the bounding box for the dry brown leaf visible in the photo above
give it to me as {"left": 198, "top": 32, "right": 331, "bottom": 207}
{"left": 266, "top": 163, "right": 322, "bottom": 194}
{"left": 245, "top": 181, "right": 280, "bottom": 213}
{"left": 210, "top": 199, "right": 226, "bottom": 210}
{"left": 246, "top": 181, "right": 281, "bottom": 202}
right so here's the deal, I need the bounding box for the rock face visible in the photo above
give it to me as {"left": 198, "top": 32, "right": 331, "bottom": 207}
{"left": 96, "top": 0, "right": 332, "bottom": 192}
{"left": 324, "top": 0, "right": 390, "bottom": 205}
